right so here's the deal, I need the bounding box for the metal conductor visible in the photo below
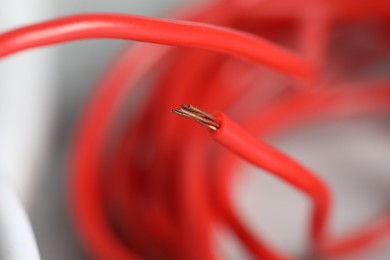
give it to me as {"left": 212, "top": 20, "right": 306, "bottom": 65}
{"left": 171, "top": 104, "right": 220, "bottom": 131}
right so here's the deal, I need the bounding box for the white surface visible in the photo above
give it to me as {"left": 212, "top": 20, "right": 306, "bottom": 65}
{"left": 0, "top": 0, "right": 56, "bottom": 204}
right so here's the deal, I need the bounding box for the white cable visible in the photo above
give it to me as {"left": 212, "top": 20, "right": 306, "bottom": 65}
{"left": 0, "top": 175, "right": 40, "bottom": 260}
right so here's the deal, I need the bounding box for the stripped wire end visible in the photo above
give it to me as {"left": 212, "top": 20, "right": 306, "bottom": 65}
{"left": 171, "top": 104, "right": 220, "bottom": 131}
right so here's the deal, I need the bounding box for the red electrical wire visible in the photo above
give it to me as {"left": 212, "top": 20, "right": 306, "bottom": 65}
{"left": 210, "top": 111, "right": 331, "bottom": 246}
{"left": 0, "top": 0, "right": 390, "bottom": 259}
{"left": 0, "top": 14, "right": 313, "bottom": 79}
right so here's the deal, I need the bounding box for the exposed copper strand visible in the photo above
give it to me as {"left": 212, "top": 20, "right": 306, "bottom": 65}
{"left": 171, "top": 104, "right": 220, "bottom": 131}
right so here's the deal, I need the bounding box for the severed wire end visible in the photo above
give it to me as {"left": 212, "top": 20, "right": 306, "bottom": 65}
{"left": 171, "top": 104, "right": 220, "bottom": 131}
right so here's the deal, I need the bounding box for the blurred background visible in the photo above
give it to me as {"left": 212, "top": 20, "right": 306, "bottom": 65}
{"left": 0, "top": 1, "right": 182, "bottom": 259}
{"left": 0, "top": 0, "right": 390, "bottom": 259}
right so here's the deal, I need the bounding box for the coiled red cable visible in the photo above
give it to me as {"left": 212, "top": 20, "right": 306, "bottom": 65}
{"left": 1, "top": 0, "right": 390, "bottom": 259}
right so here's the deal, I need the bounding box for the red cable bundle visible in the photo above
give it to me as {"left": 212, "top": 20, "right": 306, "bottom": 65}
{"left": 1, "top": 0, "right": 390, "bottom": 259}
